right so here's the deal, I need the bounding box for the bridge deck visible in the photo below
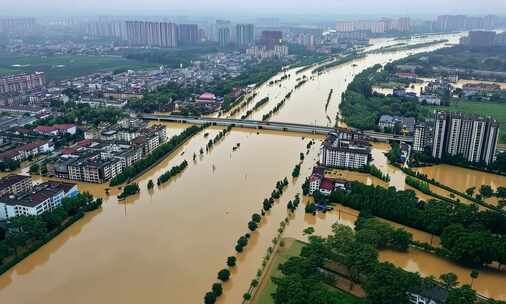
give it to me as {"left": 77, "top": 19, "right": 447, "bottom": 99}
{"left": 141, "top": 114, "right": 414, "bottom": 143}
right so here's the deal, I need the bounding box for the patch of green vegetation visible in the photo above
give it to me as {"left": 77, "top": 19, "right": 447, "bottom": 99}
{"left": 254, "top": 239, "right": 304, "bottom": 304}
{"left": 0, "top": 67, "right": 17, "bottom": 75}
{"left": 424, "top": 99, "right": 506, "bottom": 143}
{"left": 254, "top": 239, "right": 365, "bottom": 304}
{"left": 0, "top": 52, "right": 156, "bottom": 81}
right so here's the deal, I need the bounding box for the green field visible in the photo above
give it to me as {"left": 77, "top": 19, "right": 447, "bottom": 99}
{"left": 253, "top": 239, "right": 364, "bottom": 304}
{"left": 0, "top": 52, "right": 157, "bottom": 81}
{"left": 254, "top": 239, "right": 304, "bottom": 304}
{"left": 425, "top": 99, "right": 506, "bottom": 144}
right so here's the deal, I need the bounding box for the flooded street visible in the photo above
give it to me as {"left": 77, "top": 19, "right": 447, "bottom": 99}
{"left": 1, "top": 32, "right": 505, "bottom": 303}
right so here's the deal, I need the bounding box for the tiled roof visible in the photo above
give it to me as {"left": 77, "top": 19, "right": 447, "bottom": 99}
{"left": 0, "top": 174, "right": 30, "bottom": 190}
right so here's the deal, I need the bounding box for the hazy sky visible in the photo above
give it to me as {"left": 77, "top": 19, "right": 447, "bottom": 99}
{"left": 3, "top": 0, "right": 506, "bottom": 17}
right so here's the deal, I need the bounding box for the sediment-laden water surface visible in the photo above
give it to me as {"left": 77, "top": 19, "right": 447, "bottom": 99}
{"left": 2, "top": 33, "right": 505, "bottom": 303}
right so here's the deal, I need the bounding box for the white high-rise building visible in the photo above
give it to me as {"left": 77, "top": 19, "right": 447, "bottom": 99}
{"left": 319, "top": 133, "right": 370, "bottom": 169}
{"left": 431, "top": 112, "right": 499, "bottom": 164}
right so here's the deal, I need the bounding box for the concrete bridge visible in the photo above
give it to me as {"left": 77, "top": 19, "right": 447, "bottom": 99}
{"left": 140, "top": 114, "right": 414, "bottom": 143}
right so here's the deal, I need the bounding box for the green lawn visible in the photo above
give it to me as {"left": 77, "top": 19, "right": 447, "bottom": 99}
{"left": 424, "top": 99, "right": 506, "bottom": 144}
{"left": 0, "top": 52, "right": 157, "bottom": 81}
{"left": 254, "top": 239, "right": 305, "bottom": 304}
{"left": 254, "top": 239, "right": 365, "bottom": 304}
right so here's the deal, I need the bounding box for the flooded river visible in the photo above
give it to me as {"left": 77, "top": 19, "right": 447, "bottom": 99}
{"left": 2, "top": 33, "right": 505, "bottom": 303}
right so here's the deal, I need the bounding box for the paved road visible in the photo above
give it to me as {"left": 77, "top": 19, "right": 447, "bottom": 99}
{"left": 140, "top": 114, "right": 414, "bottom": 143}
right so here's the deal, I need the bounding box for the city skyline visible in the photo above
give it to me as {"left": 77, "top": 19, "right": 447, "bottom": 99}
{"left": 3, "top": 0, "right": 506, "bottom": 18}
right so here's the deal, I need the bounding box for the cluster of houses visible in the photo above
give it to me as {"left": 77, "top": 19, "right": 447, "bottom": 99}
{"left": 0, "top": 121, "right": 80, "bottom": 168}
{"left": 309, "top": 166, "right": 351, "bottom": 196}
{"left": 44, "top": 118, "right": 167, "bottom": 183}
{"left": 0, "top": 174, "right": 79, "bottom": 220}
{"left": 308, "top": 131, "right": 371, "bottom": 196}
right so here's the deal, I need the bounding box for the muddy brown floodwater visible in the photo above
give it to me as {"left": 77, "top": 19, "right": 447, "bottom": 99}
{"left": 2, "top": 32, "right": 505, "bottom": 303}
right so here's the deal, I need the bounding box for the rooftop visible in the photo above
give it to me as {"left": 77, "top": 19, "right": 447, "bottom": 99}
{"left": 0, "top": 174, "right": 31, "bottom": 190}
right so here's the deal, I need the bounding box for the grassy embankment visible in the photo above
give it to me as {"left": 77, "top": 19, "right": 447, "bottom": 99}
{"left": 253, "top": 238, "right": 365, "bottom": 304}
{"left": 0, "top": 52, "right": 156, "bottom": 81}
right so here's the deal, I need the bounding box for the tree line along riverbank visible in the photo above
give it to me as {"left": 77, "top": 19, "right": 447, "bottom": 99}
{"left": 0, "top": 193, "right": 103, "bottom": 275}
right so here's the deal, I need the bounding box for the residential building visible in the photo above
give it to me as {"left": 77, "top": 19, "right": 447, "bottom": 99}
{"left": 309, "top": 166, "right": 351, "bottom": 195}
{"left": 68, "top": 153, "right": 124, "bottom": 183}
{"left": 418, "top": 95, "right": 441, "bottom": 105}
{"left": 319, "top": 132, "right": 370, "bottom": 169}
{"left": 0, "top": 72, "right": 45, "bottom": 94}
{"left": 218, "top": 27, "right": 231, "bottom": 48}
{"left": 34, "top": 124, "right": 77, "bottom": 136}
{"left": 407, "top": 285, "right": 448, "bottom": 304}
{"left": 246, "top": 45, "right": 289, "bottom": 60}
{"left": 335, "top": 21, "right": 355, "bottom": 32}
{"left": 460, "top": 31, "right": 497, "bottom": 47}
{"left": 0, "top": 174, "right": 32, "bottom": 197}
{"left": 177, "top": 24, "right": 199, "bottom": 45}
{"left": 260, "top": 31, "right": 283, "bottom": 49}
{"left": 0, "top": 140, "right": 54, "bottom": 163}
{"left": 126, "top": 21, "right": 177, "bottom": 48}
{"left": 236, "top": 24, "right": 255, "bottom": 48}
{"left": 0, "top": 180, "right": 78, "bottom": 220}
{"left": 0, "top": 18, "right": 36, "bottom": 35}
{"left": 413, "top": 124, "right": 431, "bottom": 152}
{"left": 378, "top": 115, "right": 416, "bottom": 134}
{"left": 431, "top": 112, "right": 499, "bottom": 164}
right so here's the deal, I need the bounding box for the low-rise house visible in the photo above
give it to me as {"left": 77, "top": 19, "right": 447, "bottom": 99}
{"left": 309, "top": 166, "right": 351, "bottom": 195}
{"left": 0, "top": 140, "right": 54, "bottom": 163}
{"left": 462, "top": 83, "right": 501, "bottom": 97}
{"left": 396, "top": 72, "right": 417, "bottom": 80}
{"left": 393, "top": 87, "right": 407, "bottom": 97}
{"left": 0, "top": 174, "right": 32, "bottom": 196}
{"left": 418, "top": 94, "right": 441, "bottom": 105}
{"left": 378, "top": 115, "right": 416, "bottom": 134}
{"left": 34, "top": 124, "right": 77, "bottom": 136}
{"left": 407, "top": 285, "right": 448, "bottom": 304}
{"left": 0, "top": 180, "right": 79, "bottom": 219}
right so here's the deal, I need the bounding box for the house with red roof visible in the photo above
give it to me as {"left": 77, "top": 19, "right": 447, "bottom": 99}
{"left": 198, "top": 92, "right": 216, "bottom": 101}
{"left": 0, "top": 140, "right": 54, "bottom": 162}
{"left": 319, "top": 178, "right": 335, "bottom": 196}
{"left": 34, "top": 124, "right": 76, "bottom": 136}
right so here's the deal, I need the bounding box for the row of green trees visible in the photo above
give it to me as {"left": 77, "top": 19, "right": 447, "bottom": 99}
{"left": 207, "top": 175, "right": 291, "bottom": 303}
{"left": 226, "top": 92, "right": 257, "bottom": 117}
{"left": 262, "top": 90, "right": 294, "bottom": 121}
{"left": 0, "top": 193, "right": 102, "bottom": 274}
{"left": 330, "top": 182, "right": 506, "bottom": 267}
{"left": 205, "top": 126, "right": 232, "bottom": 151}
{"left": 240, "top": 97, "right": 270, "bottom": 119}
{"left": 157, "top": 161, "right": 188, "bottom": 185}
{"left": 110, "top": 125, "right": 206, "bottom": 186}
{"left": 400, "top": 167, "right": 504, "bottom": 211}
{"left": 117, "top": 183, "right": 140, "bottom": 200}
{"left": 272, "top": 220, "right": 502, "bottom": 304}
{"left": 339, "top": 64, "right": 428, "bottom": 130}
{"left": 312, "top": 53, "right": 366, "bottom": 74}
{"left": 365, "top": 164, "right": 391, "bottom": 182}
{"left": 242, "top": 193, "right": 302, "bottom": 304}
{"left": 294, "top": 79, "right": 307, "bottom": 89}
{"left": 367, "top": 39, "right": 449, "bottom": 55}
{"left": 268, "top": 73, "right": 290, "bottom": 86}
{"left": 292, "top": 164, "right": 301, "bottom": 178}
{"left": 405, "top": 176, "right": 431, "bottom": 193}
{"left": 325, "top": 89, "right": 333, "bottom": 111}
